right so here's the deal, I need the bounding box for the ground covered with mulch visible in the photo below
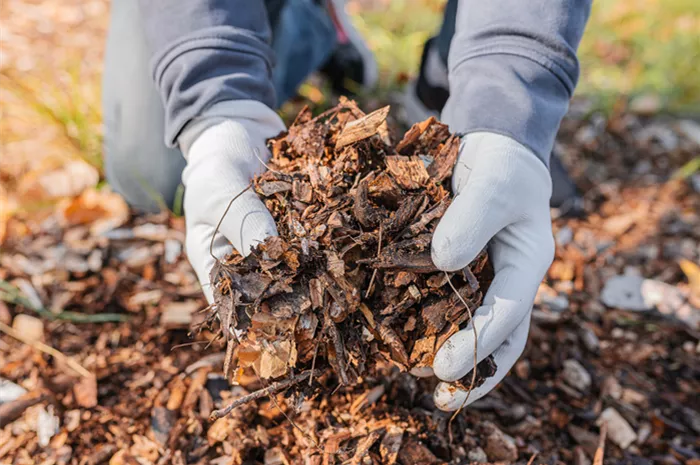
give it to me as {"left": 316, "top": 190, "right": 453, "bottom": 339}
{"left": 1, "top": 101, "right": 699, "bottom": 465}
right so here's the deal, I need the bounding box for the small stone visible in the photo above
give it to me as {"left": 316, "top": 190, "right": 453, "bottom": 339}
{"left": 600, "top": 275, "right": 650, "bottom": 311}
{"left": 36, "top": 405, "right": 60, "bottom": 447}
{"left": 12, "top": 314, "right": 45, "bottom": 343}
{"left": 562, "top": 359, "right": 592, "bottom": 391}
{"left": 597, "top": 407, "right": 637, "bottom": 449}
{"left": 467, "top": 447, "right": 488, "bottom": 463}
{"left": 641, "top": 279, "right": 699, "bottom": 328}
{"left": 483, "top": 422, "right": 518, "bottom": 462}
{"left": 579, "top": 326, "right": 600, "bottom": 353}
{"left": 0, "top": 377, "right": 27, "bottom": 403}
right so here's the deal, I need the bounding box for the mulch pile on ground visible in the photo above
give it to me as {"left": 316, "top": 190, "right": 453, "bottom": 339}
{"left": 1, "top": 101, "right": 699, "bottom": 465}
{"left": 205, "top": 98, "right": 493, "bottom": 397}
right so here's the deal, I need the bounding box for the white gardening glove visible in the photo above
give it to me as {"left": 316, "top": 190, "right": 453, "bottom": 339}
{"left": 429, "top": 132, "right": 555, "bottom": 411}
{"left": 180, "top": 101, "right": 286, "bottom": 302}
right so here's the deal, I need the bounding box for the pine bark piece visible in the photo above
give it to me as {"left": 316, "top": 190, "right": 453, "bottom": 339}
{"left": 427, "top": 134, "right": 460, "bottom": 182}
{"left": 385, "top": 156, "right": 430, "bottom": 190}
{"left": 335, "top": 106, "right": 390, "bottom": 149}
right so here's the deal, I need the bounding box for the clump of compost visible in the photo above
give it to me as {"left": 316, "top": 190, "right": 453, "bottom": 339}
{"left": 205, "top": 98, "right": 494, "bottom": 392}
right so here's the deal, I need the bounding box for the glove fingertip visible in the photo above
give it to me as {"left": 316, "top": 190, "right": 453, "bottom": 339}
{"left": 431, "top": 211, "right": 481, "bottom": 272}
{"left": 434, "top": 382, "right": 468, "bottom": 412}
{"left": 433, "top": 331, "right": 472, "bottom": 382}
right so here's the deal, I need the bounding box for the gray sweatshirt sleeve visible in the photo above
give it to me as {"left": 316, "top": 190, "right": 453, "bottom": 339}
{"left": 442, "top": 0, "right": 592, "bottom": 166}
{"left": 137, "top": 0, "right": 276, "bottom": 147}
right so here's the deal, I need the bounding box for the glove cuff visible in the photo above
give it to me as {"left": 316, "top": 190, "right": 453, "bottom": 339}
{"left": 178, "top": 100, "right": 285, "bottom": 158}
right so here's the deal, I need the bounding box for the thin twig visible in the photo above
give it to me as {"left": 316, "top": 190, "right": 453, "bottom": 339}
{"left": 210, "top": 369, "right": 317, "bottom": 420}
{"left": 309, "top": 337, "right": 322, "bottom": 387}
{"left": 0, "top": 321, "right": 91, "bottom": 378}
{"left": 255, "top": 370, "right": 321, "bottom": 450}
{"left": 253, "top": 148, "right": 286, "bottom": 176}
{"left": 444, "top": 272, "right": 479, "bottom": 444}
{"left": 527, "top": 452, "right": 538, "bottom": 465}
{"left": 593, "top": 421, "right": 607, "bottom": 465}
{"left": 365, "top": 224, "right": 382, "bottom": 298}
{"left": 209, "top": 184, "right": 253, "bottom": 262}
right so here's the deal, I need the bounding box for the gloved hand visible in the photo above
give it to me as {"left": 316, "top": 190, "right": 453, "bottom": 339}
{"left": 180, "top": 101, "right": 286, "bottom": 302}
{"left": 429, "top": 132, "right": 555, "bottom": 411}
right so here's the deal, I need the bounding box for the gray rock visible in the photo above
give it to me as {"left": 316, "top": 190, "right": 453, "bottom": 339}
{"left": 562, "top": 359, "right": 592, "bottom": 391}
{"left": 601, "top": 275, "right": 650, "bottom": 311}
{"left": 597, "top": 407, "right": 637, "bottom": 449}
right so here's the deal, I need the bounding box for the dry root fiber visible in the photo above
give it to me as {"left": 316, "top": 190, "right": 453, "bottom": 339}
{"left": 204, "top": 99, "right": 495, "bottom": 392}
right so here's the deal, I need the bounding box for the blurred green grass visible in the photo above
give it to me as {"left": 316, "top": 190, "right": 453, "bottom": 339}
{"left": 353, "top": 0, "right": 700, "bottom": 113}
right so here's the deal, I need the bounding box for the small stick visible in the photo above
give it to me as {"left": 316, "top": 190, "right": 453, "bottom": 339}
{"left": 309, "top": 337, "right": 322, "bottom": 387}
{"left": 253, "top": 148, "right": 286, "bottom": 177}
{"left": 365, "top": 224, "right": 383, "bottom": 298}
{"left": 444, "top": 273, "right": 479, "bottom": 444}
{"left": 593, "top": 421, "right": 607, "bottom": 465}
{"left": 209, "top": 369, "right": 317, "bottom": 420}
{"left": 0, "top": 321, "right": 91, "bottom": 378}
{"left": 526, "top": 453, "right": 538, "bottom": 465}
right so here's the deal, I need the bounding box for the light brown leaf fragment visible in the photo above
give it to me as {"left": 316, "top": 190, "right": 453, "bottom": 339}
{"left": 335, "top": 106, "right": 390, "bottom": 148}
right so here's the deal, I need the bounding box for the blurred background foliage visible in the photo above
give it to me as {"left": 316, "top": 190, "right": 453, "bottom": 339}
{"left": 1, "top": 0, "right": 699, "bottom": 234}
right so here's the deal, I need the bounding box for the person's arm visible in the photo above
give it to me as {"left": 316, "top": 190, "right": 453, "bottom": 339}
{"left": 442, "top": 0, "right": 592, "bottom": 166}
{"left": 430, "top": 0, "right": 591, "bottom": 410}
{"left": 137, "top": 0, "right": 278, "bottom": 147}
{"left": 136, "top": 1, "right": 285, "bottom": 302}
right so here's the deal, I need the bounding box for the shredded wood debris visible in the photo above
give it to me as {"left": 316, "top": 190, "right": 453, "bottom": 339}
{"left": 205, "top": 99, "right": 495, "bottom": 393}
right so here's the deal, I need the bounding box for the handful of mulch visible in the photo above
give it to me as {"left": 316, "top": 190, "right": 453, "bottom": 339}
{"left": 204, "top": 98, "right": 494, "bottom": 397}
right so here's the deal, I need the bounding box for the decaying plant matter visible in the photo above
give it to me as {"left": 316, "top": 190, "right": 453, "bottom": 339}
{"left": 204, "top": 98, "right": 495, "bottom": 393}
